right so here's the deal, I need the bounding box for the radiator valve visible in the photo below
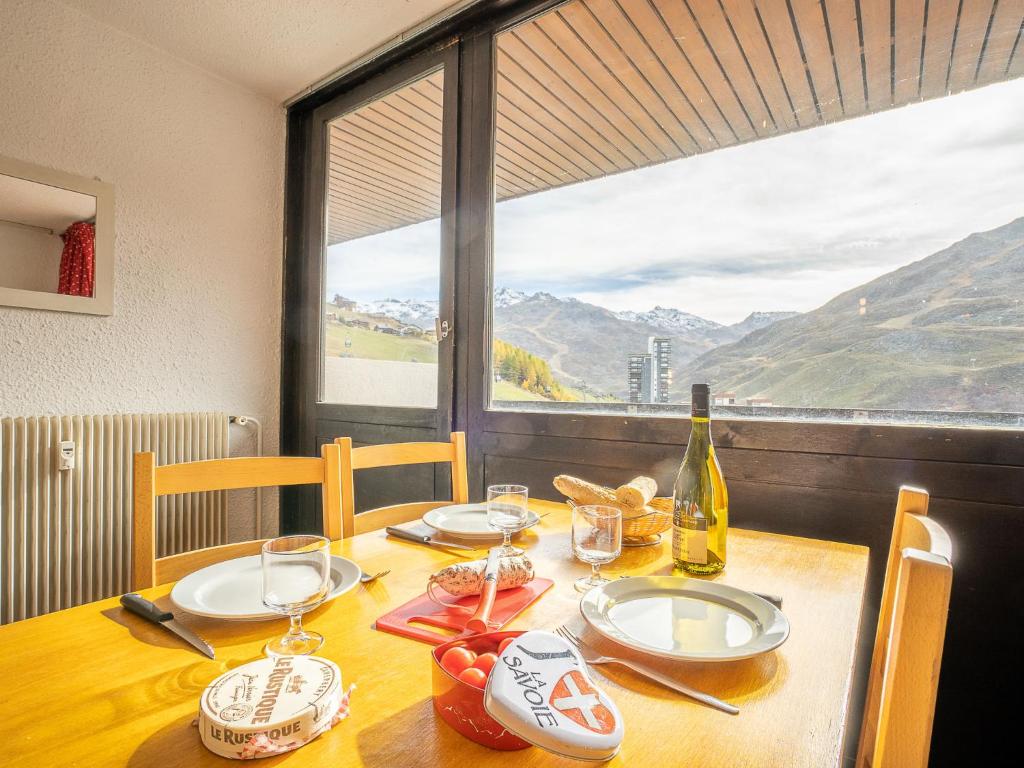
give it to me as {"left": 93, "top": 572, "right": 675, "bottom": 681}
{"left": 58, "top": 440, "right": 75, "bottom": 471}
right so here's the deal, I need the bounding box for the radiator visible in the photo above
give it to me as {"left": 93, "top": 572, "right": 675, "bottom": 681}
{"left": 0, "top": 412, "right": 229, "bottom": 624}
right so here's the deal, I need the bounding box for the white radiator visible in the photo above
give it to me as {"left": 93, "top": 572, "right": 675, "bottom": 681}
{"left": 0, "top": 412, "right": 229, "bottom": 624}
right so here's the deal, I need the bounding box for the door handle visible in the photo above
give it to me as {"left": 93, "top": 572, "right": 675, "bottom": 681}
{"left": 434, "top": 318, "right": 451, "bottom": 342}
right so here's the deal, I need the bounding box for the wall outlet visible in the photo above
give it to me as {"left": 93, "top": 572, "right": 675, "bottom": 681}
{"left": 58, "top": 440, "right": 75, "bottom": 471}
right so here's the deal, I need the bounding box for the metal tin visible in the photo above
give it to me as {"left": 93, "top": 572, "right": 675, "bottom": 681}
{"left": 431, "top": 629, "right": 624, "bottom": 760}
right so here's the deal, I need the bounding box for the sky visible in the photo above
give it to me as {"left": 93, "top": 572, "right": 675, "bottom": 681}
{"left": 325, "top": 77, "right": 1024, "bottom": 325}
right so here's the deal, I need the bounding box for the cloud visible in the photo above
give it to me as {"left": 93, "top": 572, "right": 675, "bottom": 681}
{"left": 326, "top": 78, "right": 1024, "bottom": 323}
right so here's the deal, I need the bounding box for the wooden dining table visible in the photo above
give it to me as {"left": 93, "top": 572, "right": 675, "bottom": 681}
{"left": 0, "top": 499, "right": 868, "bottom": 767}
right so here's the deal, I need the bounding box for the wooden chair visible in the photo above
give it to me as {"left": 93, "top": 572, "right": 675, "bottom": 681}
{"left": 132, "top": 444, "right": 343, "bottom": 590}
{"left": 856, "top": 486, "right": 953, "bottom": 768}
{"left": 332, "top": 432, "right": 468, "bottom": 538}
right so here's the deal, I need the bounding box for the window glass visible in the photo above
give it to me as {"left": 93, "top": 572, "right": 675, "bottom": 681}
{"left": 489, "top": 0, "right": 1024, "bottom": 426}
{"left": 321, "top": 70, "right": 444, "bottom": 408}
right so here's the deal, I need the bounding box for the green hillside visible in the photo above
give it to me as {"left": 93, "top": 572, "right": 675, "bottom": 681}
{"left": 324, "top": 303, "right": 437, "bottom": 363}
{"left": 678, "top": 217, "right": 1024, "bottom": 412}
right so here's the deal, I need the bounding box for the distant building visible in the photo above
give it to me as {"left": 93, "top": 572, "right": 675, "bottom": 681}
{"left": 333, "top": 294, "right": 358, "bottom": 311}
{"left": 713, "top": 392, "right": 737, "bottom": 406}
{"left": 746, "top": 397, "right": 773, "bottom": 407}
{"left": 627, "top": 353, "right": 653, "bottom": 403}
{"left": 648, "top": 337, "right": 671, "bottom": 404}
{"left": 374, "top": 324, "right": 400, "bottom": 335}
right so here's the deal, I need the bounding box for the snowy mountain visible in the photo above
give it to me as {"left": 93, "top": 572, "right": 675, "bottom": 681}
{"left": 615, "top": 306, "right": 724, "bottom": 334}
{"left": 356, "top": 298, "right": 438, "bottom": 330}
{"left": 494, "top": 287, "right": 531, "bottom": 308}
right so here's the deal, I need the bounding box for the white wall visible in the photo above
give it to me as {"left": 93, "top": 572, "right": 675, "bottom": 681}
{"left": 0, "top": 226, "right": 63, "bottom": 293}
{"left": 0, "top": 0, "right": 286, "bottom": 539}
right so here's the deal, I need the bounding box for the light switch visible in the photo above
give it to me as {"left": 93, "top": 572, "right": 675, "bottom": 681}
{"left": 58, "top": 440, "right": 75, "bottom": 471}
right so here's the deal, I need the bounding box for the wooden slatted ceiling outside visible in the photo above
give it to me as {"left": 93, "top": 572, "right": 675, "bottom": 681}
{"left": 326, "top": 0, "right": 1024, "bottom": 246}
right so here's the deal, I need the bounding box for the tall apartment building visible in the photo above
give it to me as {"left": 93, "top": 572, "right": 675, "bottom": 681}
{"left": 627, "top": 353, "right": 652, "bottom": 403}
{"left": 648, "top": 337, "right": 671, "bottom": 404}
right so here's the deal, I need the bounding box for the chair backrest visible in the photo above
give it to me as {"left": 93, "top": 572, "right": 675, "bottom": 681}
{"left": 857, "top": 486, "right": 953, "bottom": 768}
{"left": 132, "top": 444, "right": 342, "bottom": 590}
{"left": 332, "top": 432, "right": 468, "bottom": 538}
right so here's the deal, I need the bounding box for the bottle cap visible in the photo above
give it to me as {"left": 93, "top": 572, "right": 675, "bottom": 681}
{"left": 691, "top": 383, "right": 710, "bottom": 418}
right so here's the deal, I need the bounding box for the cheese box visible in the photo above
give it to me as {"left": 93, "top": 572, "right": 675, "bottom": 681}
{"left": 431, "top": 629, "right": 624, "bottom": 761}
{"left": 198, "top": 655, "right": 349, "bottom": 759}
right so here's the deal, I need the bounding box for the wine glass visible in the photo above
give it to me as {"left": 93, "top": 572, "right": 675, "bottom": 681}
{"left": 262, "top": 535, "right": 332, "bottom": 657}
{"left": 572, "top": 505, "right": 622, "bottom": 592}
{"left": 487, "top": 484, "right": 529, "bottom": 556}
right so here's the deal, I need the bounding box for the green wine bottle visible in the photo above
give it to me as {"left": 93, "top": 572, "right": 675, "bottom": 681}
{"left": 672, "top": 383, "right": 728, "bottom": 574}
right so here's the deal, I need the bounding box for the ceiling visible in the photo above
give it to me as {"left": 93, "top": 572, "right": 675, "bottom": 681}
{"left": 0, "top": 175, "right": 96, "bottom": 233}
{"left": 326, "top": 0, "right": 1024, "bottom": 245}
{"left": 61, "top": 0, "right": 468, "bottom": 103}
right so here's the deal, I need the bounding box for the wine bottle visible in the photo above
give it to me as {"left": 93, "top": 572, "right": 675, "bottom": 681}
{"left": 672, "top": 383, "right": 728, "bottom": 574}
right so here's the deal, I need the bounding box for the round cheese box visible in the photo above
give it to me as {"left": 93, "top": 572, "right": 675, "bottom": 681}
{"left": 198, "top": 655, "right": 344, "bottom": 759}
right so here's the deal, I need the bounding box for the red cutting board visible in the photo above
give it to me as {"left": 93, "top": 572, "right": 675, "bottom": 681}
{"left": 375, "top": 579, "right": 554, "bottom": 645}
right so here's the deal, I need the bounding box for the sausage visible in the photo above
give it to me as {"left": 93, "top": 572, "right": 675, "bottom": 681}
{"left": 428, "top": 554, "right": 534, "bottom": 597}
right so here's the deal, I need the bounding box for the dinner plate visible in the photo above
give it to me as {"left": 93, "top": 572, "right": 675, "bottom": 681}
{"left": 171, "top": 554, "right": 361, "bottom": 620}
{"left": 422, "top": 503, "right": 541, "bottom": 539}
{"left": 579, "top": 576, "right": 789, "bottom": 662}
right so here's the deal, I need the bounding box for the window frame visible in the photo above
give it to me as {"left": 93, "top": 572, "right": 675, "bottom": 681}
{"left": 283, "top": 0, "right": 1024, "bottom": 495}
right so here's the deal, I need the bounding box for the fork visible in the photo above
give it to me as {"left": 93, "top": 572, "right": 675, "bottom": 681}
{"left": 555, "top": 625, "right": 739, "bottom": 715}
{"left": 360, "top": 568, "right": 390, "bottom": 584}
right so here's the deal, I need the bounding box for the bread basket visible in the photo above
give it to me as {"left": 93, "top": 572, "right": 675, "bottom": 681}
{"left": 567, "top": 497, "right": 673, "bottom": 547}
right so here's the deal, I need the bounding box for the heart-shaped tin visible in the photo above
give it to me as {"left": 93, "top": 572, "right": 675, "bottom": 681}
{"left": 483, "top": 630, "right": 624, "bottom": 761}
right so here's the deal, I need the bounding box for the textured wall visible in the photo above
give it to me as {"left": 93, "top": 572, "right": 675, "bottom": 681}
{"left": 0, "top": 0, "right": 286, "bottom": 539}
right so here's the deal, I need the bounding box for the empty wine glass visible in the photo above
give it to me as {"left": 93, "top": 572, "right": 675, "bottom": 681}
{"left": 572, "top": 505, "right": 622, "bottom": 592}
{"left": 487, "top": 484, "right": 529, "bottom": 556}
{"left": 262, "top": 535, "right": 332, "bottom": 657}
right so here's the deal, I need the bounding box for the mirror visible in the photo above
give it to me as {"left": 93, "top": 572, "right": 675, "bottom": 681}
{"left": 0, "top": 155, "right": 114, "bottom": 315}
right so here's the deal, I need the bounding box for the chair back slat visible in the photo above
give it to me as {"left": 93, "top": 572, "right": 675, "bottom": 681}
{"left": 335, "top": 433, "right": 469, "bottom": 537}
{"left": 132, "top": 444, "right": 343, "bottom": 590}
{"left": 857, "top": 486, "right": 953, "bottom": 768}
{"left": 155, "top": 456, "right": 326, "bottom": 494}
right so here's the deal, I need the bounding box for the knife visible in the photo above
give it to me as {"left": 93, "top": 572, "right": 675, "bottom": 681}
{"left": 385, "top": 526, "right": 477, "bottom": 551}
{"left": 120, "top": 593, "right": 215, "bottom": 658}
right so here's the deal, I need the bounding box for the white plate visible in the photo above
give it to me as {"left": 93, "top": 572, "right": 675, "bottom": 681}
{"left": 171, "top": 554, "right": 361, "bottom": 620}
{"left": 422, "top": 503, "right": 541, "bottom": 539}
{"left": 579, "top": 576, "right": 789, "bottom": 662}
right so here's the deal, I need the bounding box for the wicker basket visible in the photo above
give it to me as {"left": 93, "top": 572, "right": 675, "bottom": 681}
{"left": 567, "top": 497, "right": 673, "bottom": 546}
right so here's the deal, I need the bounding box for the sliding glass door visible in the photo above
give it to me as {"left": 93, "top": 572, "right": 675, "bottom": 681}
{"left": 282, "top": 45, "right": 459, "bottom": 531}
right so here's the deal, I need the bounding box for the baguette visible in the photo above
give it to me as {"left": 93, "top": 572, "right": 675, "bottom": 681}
{"left": 615, "top": 476, "right": 658, "bottom": 508}
{"left": 553, "top": 474, "right": 619, "bottom": 506}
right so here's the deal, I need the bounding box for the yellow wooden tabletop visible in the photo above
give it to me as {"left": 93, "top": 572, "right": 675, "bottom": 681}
{"left": 0, "top": 499, "right": 868, "bottom": 767}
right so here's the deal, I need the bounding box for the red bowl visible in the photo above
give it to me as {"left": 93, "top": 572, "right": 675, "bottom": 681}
{"left": 431, "top": 630, "right": 530, "bottom": 750}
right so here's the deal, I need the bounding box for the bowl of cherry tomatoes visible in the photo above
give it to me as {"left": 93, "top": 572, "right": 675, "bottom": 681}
{"left": 431, "top": 630, "right": 528, "bottom": 750}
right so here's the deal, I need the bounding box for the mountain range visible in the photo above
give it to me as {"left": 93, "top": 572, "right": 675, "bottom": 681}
{"left": 345, "top": 216, "right": 1023, "bottom": 412}
{"left": 679, "top": 216, "right": 1024, "bottom": 412}
{"left": 352, "top": 288, "right": 796, "bottom": 398}
{"left": 492, "top": 295, "right": 794, "bottom": 398}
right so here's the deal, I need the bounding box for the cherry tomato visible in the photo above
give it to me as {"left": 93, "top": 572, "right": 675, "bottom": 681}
{"left": 473, "top": 652, "right": 498, "bottom": 675}
{"left": 440, "top": 647, "right": 477, "bottom": 677}
{"left": 466, "top": 639, "right": 496, "bottom": 655}
{"left": 458, "top": 666, "right": 488, "bottom": 689}
{"left": 498, "top": 637, "right": 515, "bottom": 655}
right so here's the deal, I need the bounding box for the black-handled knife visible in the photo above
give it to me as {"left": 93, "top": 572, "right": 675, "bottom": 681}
{"left": 120, "top": 593, "right": 215, "bottom": 658}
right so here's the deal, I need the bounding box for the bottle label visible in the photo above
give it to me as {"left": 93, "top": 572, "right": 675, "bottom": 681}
{"left": 673, "top": 515, "right": 708, "bottom": 565}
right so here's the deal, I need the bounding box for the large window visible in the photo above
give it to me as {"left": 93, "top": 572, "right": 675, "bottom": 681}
{"left": 485, "top": 0, "right": 1024, "bottom": 426}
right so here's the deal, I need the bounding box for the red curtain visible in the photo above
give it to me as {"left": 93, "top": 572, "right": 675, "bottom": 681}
{"left": 58, "top": 221, "right": 96, "bottom": 297}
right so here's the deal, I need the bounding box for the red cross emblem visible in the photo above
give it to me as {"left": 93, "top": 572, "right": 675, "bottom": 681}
{"left": 549, "top": 670, "right": 616, "bottom": 734}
